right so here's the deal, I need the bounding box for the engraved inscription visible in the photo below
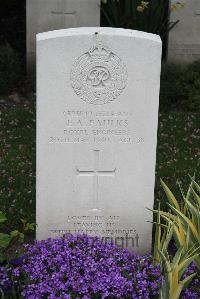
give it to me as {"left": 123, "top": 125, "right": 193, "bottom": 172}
{"left": 71, "top": 37, "right": 128, "bottom": 105}
{"left": 51, "top": 10, "right": 76, "bottom": 15}
{"left": 76, "top": 150, "right": 116, "bottom": 211}
{"left": 50, "top": 215, "right": 140, "bottom": 249}
{"left": 170, "top": 44, "right": 200, "bottom": 59}
{"left": 48, "top": 109, "right": 145, "bottom": 144}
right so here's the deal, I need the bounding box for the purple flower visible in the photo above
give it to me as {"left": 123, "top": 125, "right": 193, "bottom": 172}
{"left": 11, "top": 234, "right": 200, "bottom": 298}
{"left": 0, "top": 266, "right": 13, "bottom": 295}
{"left": 182, "top": 262, "right": 200, "bottom": 299}
{"left": 14, "top": 234, "right": 162, "bottom": 298}
{"left": 9, "top": 255, "right": 25, "bottom": 267}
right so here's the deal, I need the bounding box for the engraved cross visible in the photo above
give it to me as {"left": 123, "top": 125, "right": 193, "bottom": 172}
{"left": 51, "top": 0, "right": 76, "bottom": 23}
{"left": 76, "top": 150, "right": 116, "bottom": 211}
{"left": 51, "top": 8, "right": 77, "bottom": 28}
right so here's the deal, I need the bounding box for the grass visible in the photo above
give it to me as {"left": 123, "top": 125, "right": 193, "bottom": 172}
{"left": 0, "top": 106, "right": 36, "bottom": 229}
{"left": 0, "top": 106, "right": 199, "bottom": 230}
{"left": 155, "top": 112, "right": 199, "bottom": 204}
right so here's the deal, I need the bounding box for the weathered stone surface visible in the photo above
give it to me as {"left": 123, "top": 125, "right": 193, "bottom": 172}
{"left": 36, "top": 27, "right": 162, "bottom": 254}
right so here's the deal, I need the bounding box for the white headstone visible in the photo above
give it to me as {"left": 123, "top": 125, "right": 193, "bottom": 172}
{"left": 26, "top": 0, "right": 100, "bottom": 74}
{"left": 168, "top": 0, "right": 200, "bottom": 63}
{"left": 37, "top": 27, "right": 162, "bottom": 254}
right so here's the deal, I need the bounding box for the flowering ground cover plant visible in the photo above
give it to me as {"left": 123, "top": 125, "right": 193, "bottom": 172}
{"left": 0, "top": 234, "right": 200, "bottom": 298}
{"left": 0, "top": 266, "right": 13, "bottom": 296}
{"left": 12, "top": 234, "right": 162, "bottom": 299}
{"left": 182, "top": 262, "right": 200, "bottom": 299}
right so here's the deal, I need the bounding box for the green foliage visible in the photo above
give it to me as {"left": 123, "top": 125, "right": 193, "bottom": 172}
{"left": 0, "top": 44, "right": 22, "bottom": 94}
{"left": 160, "top": 61, "right": 200, "bottom": 112}
{"left": 152, "top": 178, "right": 200, "bottom": 299}
{"left": 159, "top": 244, "right": 199, "bottom": 299}
{"left": 101, "top": 0, "right": 176, "bottom": 57}
{"left": 160, "top": 178, "right": 200, "bottom": 270}
{"left": 20, "top": 219, "right": 35, "bottom": 233}
{"left": 0, "top": 211, "right": 24, "bottom": 263}
{"left": 0, "top": 211, "right": 7, "bottom": 224}
{"left": 0, "top": 107, "right": 36, "bottom": 229}
{"left": 101, "top": 0, "right": 171, "bottom": 34}
{"left": 155, "top": 112, "right": 200, "bottom": 203}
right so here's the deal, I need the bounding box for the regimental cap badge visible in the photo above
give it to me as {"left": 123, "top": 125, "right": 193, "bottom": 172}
{"left": 70, "top": 33, "right": 128, "bottom": 105}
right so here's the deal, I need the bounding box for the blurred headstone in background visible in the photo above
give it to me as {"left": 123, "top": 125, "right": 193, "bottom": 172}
{"left": 27, "top": 0, "right": 100, "bottom": 75}
{"left": 168, "top": 0, "right": 200, "bottom": 63}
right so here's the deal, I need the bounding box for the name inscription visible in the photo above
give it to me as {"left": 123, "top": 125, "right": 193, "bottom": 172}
{"left": 49, "top": 109, "right": 145, "bottom": 144}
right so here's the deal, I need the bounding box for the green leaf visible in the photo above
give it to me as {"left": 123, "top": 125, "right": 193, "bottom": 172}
{"left": 194, "top": 256, "right": 200, "bottom": 270}
{"left": 179, "top": 252, "right": 200, "bottom": 278}
{"left": 191, "top": 187, "right": 200, "bottom": 206}
{"left": 163, "top": 222, "right": 174, "bottom": 252}
{"left": 10, "top": 230, "right": 20, "bottom": 238}
{"left": 184, "top": 198, "right": 199, "bottom": 229}
{"left": 185, "top": 180, "right": 194, "bottom": 202}
{"left": 153, "top": 203, "right": 161, "bottom": 265}
{"left": 168, "top": 204, "right": 200, "bottom": 243}
{"left": 161, "top": 179, "right": 180, "bottom": 210}
{"left": 159, "top": 249, "right": 172, "bottom": 275}
{"left": 0, "top": 233, "right": 11, "bottom": 248}
{"left": 181, "top": 272, "right": 197, "bottom": 289}
{"left": 185, "top": 225, "right": 190, "bottom": 251}
{"left": 189, "top": 177, "right": 200, "bottom": 194}
{"left": 0, "top": 211, "right": 7, "bottom": 224}
{"left": 171, "top": 246, "right": 184, "bottom": 270}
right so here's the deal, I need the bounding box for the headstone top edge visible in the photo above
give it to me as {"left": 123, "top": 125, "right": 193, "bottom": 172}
{"left": 37, "top": 27, "right": 162, "bottom": 44}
